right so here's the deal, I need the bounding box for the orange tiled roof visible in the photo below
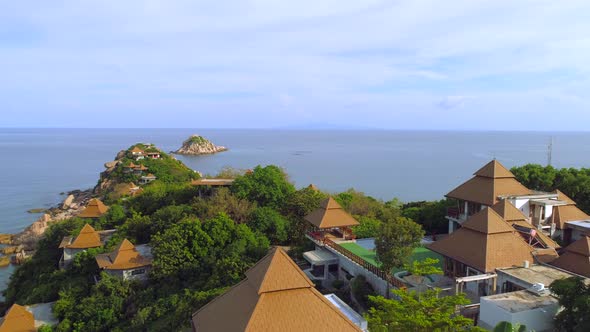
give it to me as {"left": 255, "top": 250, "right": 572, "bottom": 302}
{"left": 95, "top": 239, "right": 152, "bottom": 270}
{"left": 307, "top": 184, "right": 319, "bottom": 191}
{"left": 78, "top": 198, "right": 109, "bottom": 218}
{"left": 130, "top": 147, "right": 144, "bottom": 153}
{"left": 0, "top": 304, "right": 35, "bottom": 332}
{"left": 304, "top": 197, "right": 359, "bottom": 229}
{"left": 550, "top": 237, "right": 590, "bottom": 277}
{"left": 428, "top": 208, "right": 536, "bottom": 273}
{"left": 66, "top": 223, "right": 102, "bottom": 249}
{"left": 446, "top": 160, "right": 531, "bottom": 206}
{"left": 192, "top": 248, "right": 361, "bottom": 332}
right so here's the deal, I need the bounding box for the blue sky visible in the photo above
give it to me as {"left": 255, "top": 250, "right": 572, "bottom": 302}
{"left": 1, "top": 1, "right": 590, "bottom": 129}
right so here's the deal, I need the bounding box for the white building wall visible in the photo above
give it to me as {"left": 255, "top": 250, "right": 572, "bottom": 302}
{"left": 512, "top": 199, "right": 530, "bottom": 218}
{"left": 478, "top": 297, "right": 513, "bottom": 330}
{"left": 511, "top": 305, "right": 559, "bottom": 332}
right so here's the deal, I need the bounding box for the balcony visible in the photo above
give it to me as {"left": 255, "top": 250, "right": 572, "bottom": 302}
{"left": 306, "top": 228, "right": 355, "bottom": 246}
{"left": 446, "top": 207, "right": 468, "bottom": 222}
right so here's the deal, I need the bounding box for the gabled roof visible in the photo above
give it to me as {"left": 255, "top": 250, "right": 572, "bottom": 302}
{"left": 66, "top": 223, "right": 102, "bottom": 249}
{"left": 428, "top": 208, "right": 536, "bottom": 273}
{"left": 550, "top": 237, "right": 590, "bottom": 277}
{"left": 124, "top": 162, "right": 137, "bottom": 168}
{"left": 491, "top": 200, "right": 528, "bottom": 223}
{"left": 192, "top": 248, "right": 361, "bottom": 332}
{"left": 0, "top": 304, "right": 35, "bottom": 332}
{"left": 446, "top": 160, "right": 531, "bottom": 206}
{"left": 78, "top": 198, "right": 109, "bottom": 218}
{"left": 95, "top": 239, "right": 152, "bottom": 270}
{"left": 304, "top": 197, "right": 359, "bottom": 229}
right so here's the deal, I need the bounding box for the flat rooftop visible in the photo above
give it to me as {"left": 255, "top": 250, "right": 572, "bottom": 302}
{"left": 303, "top": 249, "right": 338, "bottom": 264}
{"left": 481, "top": 290, "right": 558, "bottom": 313}
{"left": 566, "top": 220, "right": 590, "bottom": 230}
{"left": 191, "top": 178, "right": 234, "bottom": 186}
{"left": 497, "top": 264, "right": 574, "bottom": 287}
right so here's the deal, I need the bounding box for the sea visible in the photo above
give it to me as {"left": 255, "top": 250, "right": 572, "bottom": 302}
{"left": 2, "top": 128, "right": 590, "bottom": 294}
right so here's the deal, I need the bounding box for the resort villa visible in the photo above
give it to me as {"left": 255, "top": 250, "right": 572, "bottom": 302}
{"left": 139, "top": 173, "right": 157, "bottom": 184}
{"left": 77, "top": 198, "right": 109, "bottom": 219}
{"left": 191, "top": 248, "right": 366, "bottom": 332}
{"left": 58, "top": 223, "right": 115, "bottom": 269}
{"left": 0, "top": 304, "right": 35, "bottom": 332}
{"left": 95, "top": 239, "right": 153, "bottom": 281}
{"left": 130, "top": 147, "right": 145, "bottom": 160}
{"left": 445, "top": 160, "right": 590, "bottom": 242}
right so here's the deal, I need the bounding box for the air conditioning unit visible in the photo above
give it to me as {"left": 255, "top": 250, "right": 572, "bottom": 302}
{"left": 528, "top": 283, "right": 547, "bottom": 296}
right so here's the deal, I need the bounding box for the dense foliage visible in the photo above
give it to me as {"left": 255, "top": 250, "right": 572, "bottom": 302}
{"left": 550, "top": 277, "right": 590, "bottom": 332}
{"left": 366, "top": 288, "right": 476, "bottom": 331}
{"left": 4, "top": 161, "right": 439, "bottom": 330}
{"left": 511, "top": 164, "right": 590, "bottom": 213}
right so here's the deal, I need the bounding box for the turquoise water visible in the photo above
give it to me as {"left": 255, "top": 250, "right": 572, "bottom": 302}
{"left": 2, "top": 128, "right": 590, "bottom": 293}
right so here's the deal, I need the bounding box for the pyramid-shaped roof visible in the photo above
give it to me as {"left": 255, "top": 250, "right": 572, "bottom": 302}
{"left": 552, "top": 204, "right": 590, "bottom": 230}
{"left": 461, "top": 208, "right": 516, "bottom": 234}
{"left": 192, "top": 248, "right": 361, "bottom": 332}
{"left": 95, "top": 239, "right": 152, "bottom": 270}
{"left": 67, "top": 223, "right": 102, "bottom": 249}
{"left": 429, "top": 208, "right": 535, "bottom": 273}
{"left": 245, "top": 247, "right": 315, "bottom": 294}
{"left": 78, "top": 198, "right": 109, "bottom": 218}
{"left": 0, "top": 304, "right": 35, "bottom": 332}
{"left": 304, "top": 197, "right": 359, "bottom": 228}
{"left": 554, "top": 190, "right": 576, "bottom": 205}
{"left": 131, "top": 146, "right": 144, "bottom": 153}
{"left": 474, "top": 160, "right": 516, "bottom": 178}
{"left": 307, "top": 184, "right": 319, "bottom": 191}
{"left": 446, "top": 160, "right": 531, "bottom": 206}
{"left": 491, "top": 200, "right": 528, "bottom": 223}
{"left": 550, "top": 236, "right": 590, "bottom": 277}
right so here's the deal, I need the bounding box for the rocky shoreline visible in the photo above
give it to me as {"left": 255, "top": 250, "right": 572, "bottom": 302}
{"left": 0, "top": 188, "right": 94, "bottom": 256}
{"left": 173, "top": 135, "right": 227, "bottom": 155}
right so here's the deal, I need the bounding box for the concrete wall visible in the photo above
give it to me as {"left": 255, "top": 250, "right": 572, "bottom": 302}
{"left": 323, "top": 245, "right": 390, "bottom": 296}
{"left": 63, "top": 248, "right": 85, "bottom": 262}
{"left": 479, "top": 297, "right": 513, "bottom": 330}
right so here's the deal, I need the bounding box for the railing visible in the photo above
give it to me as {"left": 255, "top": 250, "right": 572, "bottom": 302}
{"left": 323, "top": 237, "right": 406, "bottom": 289}
{"left": 459, "top": 304, "right": 480, "bottom": 325}
{"left": 447, "top": 207, "right": 460, "bottom": 219}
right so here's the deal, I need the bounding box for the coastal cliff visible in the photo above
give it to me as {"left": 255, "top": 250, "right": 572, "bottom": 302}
{"left": 174, "top": 135, "right": 227, "bottom": 155}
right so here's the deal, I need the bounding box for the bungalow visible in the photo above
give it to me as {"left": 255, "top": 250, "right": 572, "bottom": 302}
{"left": 130, "top": 147, "right": 145, "bottom": 161}
{"left": 146, "top": 151, "right": 161, "bottom": 159}
{"left": 58, "top": 223, "right": 113, "bottom": 269}
{"left": 139, "top": 173, "right": 157, "bottom": 184}
{"left": 551, "top": 190, "right": 590, "bottom": 243}
{"left": 0, "top": 304, "right": 35, "bottom": 332}
{"left": 123, "top": 162, "right": 137, "bottom": 173}
{"left": 95, "top": 239, "right": 153, "bottom": 281}
{"left": 191, "top": 247, "right": 365, "bottom": 332}
{"left": 78, "top": 198, "right": 109, "bottom": 219}
{"left": 446, "top": 160, "right": 569, "bottom": 236}
{"left": 133, "top": 164, "right": 149, "bottom": 176}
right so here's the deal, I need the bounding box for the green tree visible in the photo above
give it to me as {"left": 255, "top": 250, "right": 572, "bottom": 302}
{"left": 231, "top": 165, "right": 295, "bottom": 209}
{"left": 375, "top": 217, "right": 424, "bottom": 275}
{"left": 550, "top": 276, "right": 590, "bottom": 332}
{"left": 249, "top": 207, "right": 289, "bottom": 244}
{"left": 352, "top": 216, "right": 382, "bottom": 239}
{"left": 493, "top": 321, "right": 528, "bottom": 332}
{"left": 366, "top": 288, "right": 473, "bottom": 332}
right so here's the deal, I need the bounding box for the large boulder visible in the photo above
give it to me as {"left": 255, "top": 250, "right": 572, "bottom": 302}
{"left": 61, "top": 194, "right": 75, "bottom": 210}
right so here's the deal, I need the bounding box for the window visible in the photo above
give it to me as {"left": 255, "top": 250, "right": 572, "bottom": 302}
{"left": 131, "top": 269, "right": 145, "bottom": 276}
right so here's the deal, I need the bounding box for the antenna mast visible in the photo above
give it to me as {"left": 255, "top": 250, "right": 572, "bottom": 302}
{"left": 547, "top": 136, "right": 553, "bottom": 166}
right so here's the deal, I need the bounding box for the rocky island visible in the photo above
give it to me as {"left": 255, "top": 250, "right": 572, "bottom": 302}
{"left": 174, "top": 135, "right": 228, "bottom": 155}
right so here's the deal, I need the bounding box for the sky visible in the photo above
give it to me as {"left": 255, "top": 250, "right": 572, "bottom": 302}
{"left": 1, "top": 1, "right": 590, "bottom": 130}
